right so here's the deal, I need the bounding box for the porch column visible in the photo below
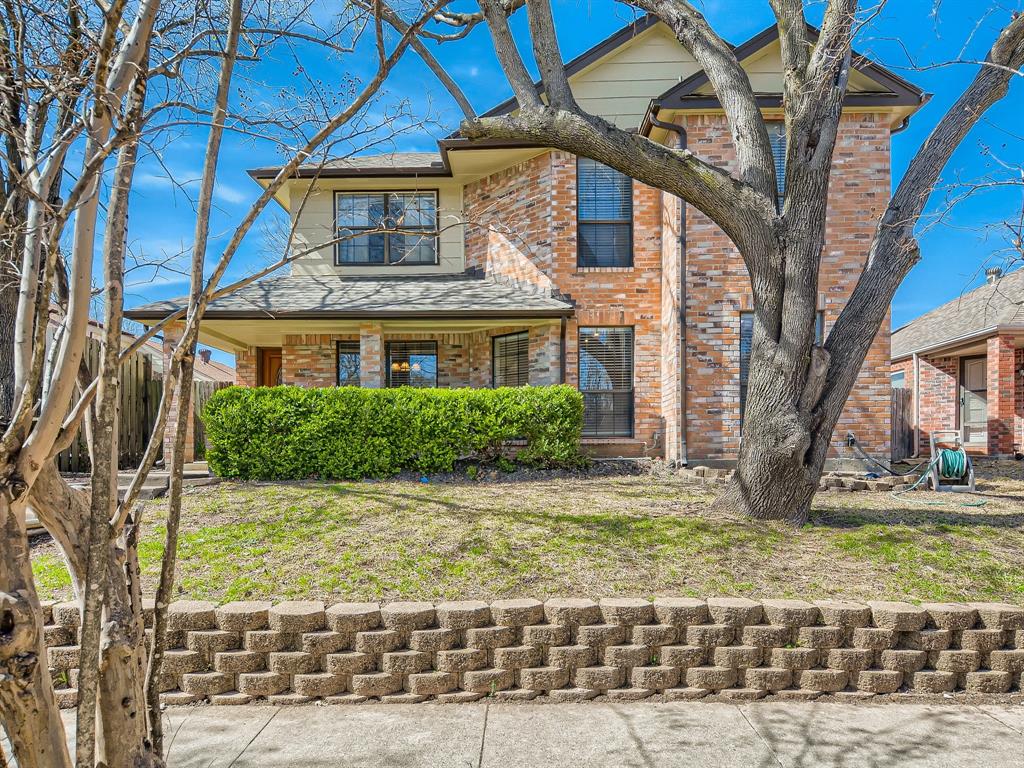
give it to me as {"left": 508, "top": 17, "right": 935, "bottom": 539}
{"left": 987, "top": 334, "right": 1017, "bottom": 456}
{"left": 360, "top": 322, "right": 384, "bottom": 388}
{"left": 162, "top": 322, "right": 195, "bottom": 466}
{"left": 528, "top": 323, "right": 562, "bottom": 386}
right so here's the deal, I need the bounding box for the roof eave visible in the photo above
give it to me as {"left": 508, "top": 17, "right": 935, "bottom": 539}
{"left": 125, "top": 307, "right": 575, "bottom": 322}
{"left": 890, "top": 323, "right": 1024, "bottom": 362}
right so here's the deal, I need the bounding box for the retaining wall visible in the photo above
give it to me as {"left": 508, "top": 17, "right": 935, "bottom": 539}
{"left": 42, "top": 597, "right": 1024, "bottom": 707}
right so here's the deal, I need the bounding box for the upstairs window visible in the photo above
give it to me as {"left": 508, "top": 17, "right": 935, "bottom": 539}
{"left": 579, "top": 327, "right": 634, "bottom": 437}
{"left": 577, "top": 157, "right": 633, "bottom": 267}
{"left": 740, "top": 311, "right": 823, "bottom": 416}
{"left": 386, "top": 341, "right": 437, "bottom": 388}
{"left": 492, "top": 331, "right": 529, "bottom": 387}
{"left": 335, "top": 191, "right": 438, "bottom": 266}
{"left": 336, "top": 341, "right": 361, "bottom": 386}
{"left": 767, "top": 122, "right": 786, "bottom": 208}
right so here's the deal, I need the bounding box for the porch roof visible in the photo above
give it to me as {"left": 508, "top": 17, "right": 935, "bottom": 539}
{"left": 125, "top": 274, "right": 574, "bottom": 322}
{"left": 891, "top": 268, "right": 1024, "bottom": 360}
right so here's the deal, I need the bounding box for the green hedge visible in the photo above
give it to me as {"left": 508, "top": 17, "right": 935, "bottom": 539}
{"left": 201, "top": 385, "right": 584, "bottom": 480}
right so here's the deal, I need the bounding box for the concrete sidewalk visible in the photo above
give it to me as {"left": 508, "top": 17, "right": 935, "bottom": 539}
{"left": 38, "top": 701, "right": 1024, "bottom": 767}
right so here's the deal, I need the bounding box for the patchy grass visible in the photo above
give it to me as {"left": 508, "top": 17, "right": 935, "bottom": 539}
{"left": 29, "top": 461, "right": 1024, "bottom": 604}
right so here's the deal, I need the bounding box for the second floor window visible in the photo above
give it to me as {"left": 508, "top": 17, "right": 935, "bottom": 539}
{"left": 577, "top": 157, "right": 632, "bottom": 267}
{"left": 767, "top": 122, "right": 786, "bottom": 208}
{"left": 336, "top": 191, "right": 438, "bottom": 266}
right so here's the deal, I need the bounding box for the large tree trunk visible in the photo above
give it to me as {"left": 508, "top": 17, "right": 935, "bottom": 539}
{"left": 0, "top": 494, "right": 72, "bottom": 768}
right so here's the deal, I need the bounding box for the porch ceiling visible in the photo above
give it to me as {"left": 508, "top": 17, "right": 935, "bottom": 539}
{"left": 192, "top": 317, "right": 561, "bottom": 353}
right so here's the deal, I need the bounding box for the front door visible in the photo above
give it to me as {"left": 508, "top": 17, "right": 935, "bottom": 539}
{"left": 960, "top": 356, "right": 987, "bottom": 445}
{"left": 259, "top": 347, "right": 283, "bottom": 386}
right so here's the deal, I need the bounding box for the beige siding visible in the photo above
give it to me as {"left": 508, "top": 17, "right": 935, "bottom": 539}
{"left": 289, "top": 180, "right": 465, "bottom": 276}
{"left": 569, "top": 25, "right": 700, "bottom": 127}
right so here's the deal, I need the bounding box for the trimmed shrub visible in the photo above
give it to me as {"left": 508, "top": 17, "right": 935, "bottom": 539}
{"left": 201, "top": 385, "right": 584, "bottom": 480}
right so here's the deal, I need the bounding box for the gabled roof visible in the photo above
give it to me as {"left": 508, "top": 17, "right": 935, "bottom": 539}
{"left": 125, "top": 274, "right": 574, "bottom": 321}
{"left": 248, "top": 17, "right": 926, "bottom": 180}
{"left": 641, "top": 23, "right": 927, "bottom": 135}
{"left": 890, "top": 269, "right": 1024, "bottom": 360}
{"left": 482, "top": 13, "right": 661, "bottom": 118}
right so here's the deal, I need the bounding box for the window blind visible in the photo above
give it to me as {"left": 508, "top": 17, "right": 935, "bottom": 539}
{"left": 578, "top": 327, "right": 634, "bottom": 437}
{"left": 767, "top": 122, "right": 786, "bottom": 206}
{"left": 386, "top": 341, "right": 438, "bottom": 388}
{"left": 492, "top": 332, "right": 529, "bottom": 387}
{"left": 577, "top": 157, "right": 633, "bottom": 267}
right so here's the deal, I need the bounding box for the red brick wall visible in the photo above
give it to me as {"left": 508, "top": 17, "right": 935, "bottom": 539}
{"left": 235, "top": 348, "right": 258, "bottom": 387}
{"left": 681, "top": 113, "right": 892, "bottom": 459}
{"left": 465, "top": 151, "right": 667, "bottom": 455}
{"left": 987, "top": 335, "right": 1017, "bottom": 456}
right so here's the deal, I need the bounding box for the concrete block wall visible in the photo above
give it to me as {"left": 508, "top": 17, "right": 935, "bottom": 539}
{"left": 43, "top": 597, "right": 1024, "bottom": 708}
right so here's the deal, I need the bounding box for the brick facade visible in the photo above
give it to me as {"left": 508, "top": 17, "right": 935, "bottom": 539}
{"left": 219, "top": 116, "right": 896, "bottom": 463}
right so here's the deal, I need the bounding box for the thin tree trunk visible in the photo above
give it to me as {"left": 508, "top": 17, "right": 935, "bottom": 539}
{"left": 0, "top": 494, "right": 72, "bottom": 768}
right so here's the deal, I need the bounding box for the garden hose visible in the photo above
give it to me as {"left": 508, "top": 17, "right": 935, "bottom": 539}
{"left": 889, "top": 447, "right": 987, "bottom": 508}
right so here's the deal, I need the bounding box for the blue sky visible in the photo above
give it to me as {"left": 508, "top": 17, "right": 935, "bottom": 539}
{"left": 122, "top": 0, "right": 1024, "bottom": 365}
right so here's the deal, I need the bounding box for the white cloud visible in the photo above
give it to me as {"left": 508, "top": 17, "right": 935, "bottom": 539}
{"left": 214, "top": 182, "right": 248, "bottom": 205}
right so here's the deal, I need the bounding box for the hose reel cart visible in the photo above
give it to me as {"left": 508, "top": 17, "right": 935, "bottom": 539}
{"left": 927, "top": 431, "right": 975, "bottom": 492}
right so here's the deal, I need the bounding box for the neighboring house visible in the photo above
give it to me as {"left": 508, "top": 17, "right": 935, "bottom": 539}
{"left": 891, "top": 267, "right": 1024, "bottom": 457}
{"left": 47, "top": 310, "right": 236, "bottom": 383}
{"left": 127, "top": 16, "right": 926, "bottom": 464}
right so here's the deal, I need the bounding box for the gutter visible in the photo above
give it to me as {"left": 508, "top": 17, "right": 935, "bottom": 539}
{"left": 125, "top": 308, "right": 575, "bottom": 322}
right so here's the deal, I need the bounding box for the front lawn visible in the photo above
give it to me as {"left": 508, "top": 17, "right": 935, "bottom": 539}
{"left": 31, "top": 462, "right": 1024, "bottom": 604}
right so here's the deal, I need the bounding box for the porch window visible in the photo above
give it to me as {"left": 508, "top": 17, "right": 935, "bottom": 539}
{"left": 336, "top": 341, "right": 360, "bottom": 386}
{"left": 335, "top": 191, "right": 438, "bottom": 265}
{"left": 386, "top": 341, "right": 437, "bottom": 388}
{"left": 579, "top": 327, "right": 633, "bottom": 437}
{"left": 577, "top": 157, "right": 632, "bottom": 267}
{"left": 492, "top": 331, "right": 529, "bottom": 387}
{"left": 740, "top": 311, "right": 823, "bottom": 415}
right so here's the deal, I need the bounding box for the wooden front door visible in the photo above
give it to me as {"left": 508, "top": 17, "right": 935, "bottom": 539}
{"left": 959, "top": 356, "right": 987, "bottom": 445}
{"left": 259, "top": 347, "right": 283, "bottom": 386}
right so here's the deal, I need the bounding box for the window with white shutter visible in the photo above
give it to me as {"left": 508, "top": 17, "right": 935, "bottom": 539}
{"left": 577, "top": 158, "right": 633, "bottom": 267}
{"left": 578, "top": 327, "right": 634, "bottom": 437}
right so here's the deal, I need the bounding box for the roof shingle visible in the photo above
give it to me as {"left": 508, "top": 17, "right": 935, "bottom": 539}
{"left": 890, "top": 268, "right": 1024, "bottom": 359}
{"left": 125, "top": 274, "right": 574, "bottom": 320}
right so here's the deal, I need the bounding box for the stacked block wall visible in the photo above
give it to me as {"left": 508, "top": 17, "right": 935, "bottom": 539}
{"left": 43, "top": 597, "right": 1024, "bottom": 708}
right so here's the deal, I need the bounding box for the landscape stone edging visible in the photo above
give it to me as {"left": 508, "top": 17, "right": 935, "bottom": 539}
{"left": 42, "top": 597, "right": 1024, "bottom": 708}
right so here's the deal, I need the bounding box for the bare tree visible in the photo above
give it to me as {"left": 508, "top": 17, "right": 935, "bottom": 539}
{"left": 419, "top": 0, "right": 1024, "bottom": 522}
{"left": 0, "top": 1, "right": 440, "bottom": 765}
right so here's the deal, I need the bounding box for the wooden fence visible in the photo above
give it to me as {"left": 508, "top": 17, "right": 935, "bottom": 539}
{"left": 192, "top": 380, "right": 229, "bottom": 459}
{"left": 891, "top": 386, "right": 914, "bottom": 462}
{"left": 57, "top": 338, "right": 231, "bottom": 472}
{"left": 57, "top": 337, "right": 162, "bottom": 473}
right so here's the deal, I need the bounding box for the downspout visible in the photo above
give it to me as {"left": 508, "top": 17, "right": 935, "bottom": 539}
{"left": 913, "top": 352, "right": 921, "bottom": 457}
{"left": 649, "top": 110, "right": 688, "bottom": 464}
{"left": 559, "top": 316, "right": 567, "bottom": 385}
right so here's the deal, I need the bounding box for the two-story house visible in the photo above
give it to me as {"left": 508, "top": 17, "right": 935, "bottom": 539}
{"left": 127, "top": 16, "right": 926, "bottom": 465}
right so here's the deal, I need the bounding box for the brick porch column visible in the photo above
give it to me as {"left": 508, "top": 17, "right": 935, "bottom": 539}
{"left": 360, "top": 322, "right": 384, "bottom": 388}
{"left": 987, "top": 334, "right": 1017, "bottom": 456}
{"left": 162, "top": 323, "right": 195, "bottom": 466}
{"left": 528, "top": 323, "right": 562, "bottom": 386}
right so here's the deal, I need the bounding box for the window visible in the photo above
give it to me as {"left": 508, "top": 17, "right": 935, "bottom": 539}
{"left": 578, "top": 327, "right": 634, "bottom": 437}
{"left": 740, "top": 311, "right": 823, "bottom": 415}
{"left": 335, "top": 191, "right": 437, "bottom": 265}
{"left": 577, "top": 157, "right": 632, "bottom": 267}
{"left": 386, "top": 341, "right": 437, "bottom": 388}
{"left": 767, "top": 122, "right": 786, "bottom": 208}
{"left": 891, "top": 371, "right": 906, "bottom": 389}
{"left": 336, "top": 341, "right": 361, "bottom": 386}
{"left": 493, "top": 331, "right": 529, "bottom": 387}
